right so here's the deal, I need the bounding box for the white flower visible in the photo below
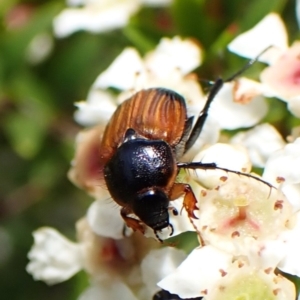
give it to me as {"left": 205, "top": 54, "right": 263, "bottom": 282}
{"left": 53, "top": 0, "right": 172, "bottom": 38}
{"left": 74, "top": 90, "right": 117, "bottom": 127}
{"left": 74, "top": 37, "right": 207, "bottom": 131}
{"left": 26, "top": 227, "right": 82, "bottom": 285}
{"left": 231, "top": 123, "right": 286, "bottom": 168}
{"left": 93, "top": 36, "right": 203, "bottom": 93}
{"left": 158, "top": 245, "right": 295, "bottom": 300}
{"left": 228, "top": 13, "right": 288, "bottom": 64}
{"left": 27, "top": 218, "right": 186, "bottom": 300}
{"left": 190, "top": 144, "right": 293, "bottom": 255}
{"left": 157, "top": 142, "right": 300, "bottom": 299}
{"left": 228, "top": 13, "right": 300, "bottom": 118}
{"left": 68, "top": 125, "right": 106, "bottom": 197}
{"left": 263, "top": 138, "right": 300, "bottom": 212}
{"left": 209, "top": 78, "right": 268, "bottom": 130}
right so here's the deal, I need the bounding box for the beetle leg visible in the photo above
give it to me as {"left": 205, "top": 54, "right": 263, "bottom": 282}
{"left": 169, "top": 183, "right": 199, "bottom": 219}
{"left": 120, "top": 207, "right": 145, "bottom": 234}
{"left": 169, "top": 183, "right": 205, "bottom": 245}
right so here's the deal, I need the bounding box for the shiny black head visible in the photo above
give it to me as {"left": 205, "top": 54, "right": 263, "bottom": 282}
{"left": 133, "top": 189, "right": 170, "bottom": 231}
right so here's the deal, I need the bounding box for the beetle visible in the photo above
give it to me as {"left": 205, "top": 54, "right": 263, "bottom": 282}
{"left": 100, "top": 51, "right": 272, "bottom": 240}
{"left": 153, "top": 289, "right": 203, "bottom": 300}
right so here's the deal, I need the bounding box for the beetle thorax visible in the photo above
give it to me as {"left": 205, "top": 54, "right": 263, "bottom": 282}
{"left": 104, "top": 138, "right": 177, "bottom": 206}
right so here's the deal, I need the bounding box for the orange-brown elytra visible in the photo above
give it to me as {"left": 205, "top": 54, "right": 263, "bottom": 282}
{"left": 101, "top": 49, "right": 273, "bottom": 241}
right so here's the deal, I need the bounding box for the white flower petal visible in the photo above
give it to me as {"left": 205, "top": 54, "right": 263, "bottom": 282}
{"left": 263, "top": 138, "right": 300, "bottom": 187}
{"left": 194, "top": 143, "right": 251, "bottom": 171}
{"left": 260, "top": 42, "right": 300, "bottom": 102}
{"left": 158, "top": 246, "right": 232, "bottom": 298}
{"left": 87, "top": 199, "right": 129, "bottom": 239}
{"left": 228, "top": 13, "right": 288, "bottom": 64}
{"left": 210, "top": 82, "right": 268, "bottom": 130}
{"left": 208, "top": 262, "right": 295, "bottom": 300}
{"left": 281, "top": 183, "right": 300, "bottom": 213}
{"left": 93, "top": 48, "right": 145, "bottom": 90}
{"left": 231, "top": 123, "right": 285, "bottom": 168}
{"left": 182, "top": 115, "right": 220, "bottom": 162}
{"left": 145, "top": 36, "right": 202, "bottom": 77}
{"left": 79, "top": 280, "right": 139, "bottom": 300}
{"left": 141, "top": 248, "right": 186, "bottom": 296}
{"left": 74, "top": 90, "right": 117, "bottom": 126}
{"left": 245, "top": 238, "right": 287, "bottom": 269}
{"left": 278, "top": 212, "right": 300, "bottom": 276}
{"left": 191, "top": 143, "right": 251, "bottom": 191}
{"left": 26, "top": 228, "right": 82, "bottom": 285}
{"left": 53, "top": 2, "right": 140, "bottom": 37}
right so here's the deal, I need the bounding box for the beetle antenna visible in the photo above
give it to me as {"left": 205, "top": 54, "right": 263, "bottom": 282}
{"left": 224, "top": 45, "right": 273, "bottom": 82}
{"left": 183, "top": 46, "right": 273, "bottom": 154}
{"left": 177, "top": 161, "right": 274, "bottom": 190}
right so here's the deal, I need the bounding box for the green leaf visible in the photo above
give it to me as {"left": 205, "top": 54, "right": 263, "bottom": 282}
{"left": 3, "top": 112, "right": 45, "bottom": 159}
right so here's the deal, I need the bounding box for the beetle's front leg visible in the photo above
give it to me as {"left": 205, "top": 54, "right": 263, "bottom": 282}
{"left": 120, "top": 206, "right": 145, "bottom": 234}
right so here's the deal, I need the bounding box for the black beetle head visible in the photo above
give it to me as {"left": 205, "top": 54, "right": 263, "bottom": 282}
{"left": 133, "top": 189, "right": 170, "bottom": 231}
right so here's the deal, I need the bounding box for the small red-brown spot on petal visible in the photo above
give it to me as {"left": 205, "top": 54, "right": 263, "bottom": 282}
{"left": 242, "top": 167, "right": 247, "bottom": 172}
{"left": 219, "top": 269, "right": 227, "bottom": 277}
{"left": 215, "top": 186, "right": 220, "bottom": 191}
{"left": 264, "top": 267, "right": 272, "bottom": 274}
{"left": 273, "top": 289, "right": 280, "bottom": 296}
{"left": 231, "top": 231, "right": 240, "bottom": 238}
{"left": 238, "top": 261, "right": 244, "bottom": 268}
{"left": 210, "top": 227, "right": 216, "bottom": 232}
{"left": 274, "top": 200, "right": 283, "bottom": 210}
{"left": 220, "top": 176, "right": 228, "bottom": 182}
{"left": 200, "top": 289, "right": 208, "bottom": 295}
{"left": 202, "top": 225, "right": 208, "bottom": 230}
{"left": 219, "top": 285, "right": 225, "bottom": 292}
{"left": 233, "top": 79, "right": 259, "bottom": 104}
{"left": 276, "top": 176, "right": 285, "bottom": 183}
{"left": 201, "top": 190, "right": 207, "bottom": 197}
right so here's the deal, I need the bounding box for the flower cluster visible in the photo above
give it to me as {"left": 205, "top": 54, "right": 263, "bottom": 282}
{"left": 53, "top": 0, "right": 173, "bottom": 38}
{"left": 27, "top": 8, "right": 300, "bottom": 300}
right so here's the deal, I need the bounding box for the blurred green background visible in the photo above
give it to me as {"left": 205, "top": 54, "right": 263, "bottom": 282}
{"left": 0, "top": 0, "right": 299, "bottom": 299}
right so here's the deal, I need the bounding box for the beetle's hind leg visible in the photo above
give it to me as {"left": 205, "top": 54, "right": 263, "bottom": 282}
{"left": 169, "top": 183, "right": 205, "bottom": 245}
{"left": 170, "top": 183, "right": 199, "bottom": 219}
